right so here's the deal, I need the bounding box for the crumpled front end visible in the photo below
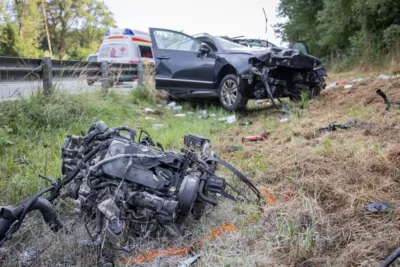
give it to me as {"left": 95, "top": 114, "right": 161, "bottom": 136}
{"left": 244, "top": 47, "right": 327, "bottom": 104}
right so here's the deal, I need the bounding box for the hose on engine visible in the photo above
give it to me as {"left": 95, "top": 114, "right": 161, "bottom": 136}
{"left": 381, "top": 248, "right": 400, "bottom": 267}
{"left": 0, "top": 141, "right": 111, "bottom": 246}
{"left": 0, "top": 197, "right": 64, "bottom": 245}
{"left": 198, "top": 180, "right": 218, "bottom": 205}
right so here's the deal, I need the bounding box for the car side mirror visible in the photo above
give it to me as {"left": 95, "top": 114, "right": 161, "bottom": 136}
{"left": 199, "top": 43, "right": 211, "bottom": 54}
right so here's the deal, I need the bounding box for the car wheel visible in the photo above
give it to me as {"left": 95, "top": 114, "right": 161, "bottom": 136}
{"left": 218, "top": 74, "right": 248, "bottom": 111}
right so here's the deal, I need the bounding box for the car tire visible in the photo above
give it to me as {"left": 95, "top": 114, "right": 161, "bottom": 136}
{"left": 218, "top": 74, "right": 248, "bottom": 111}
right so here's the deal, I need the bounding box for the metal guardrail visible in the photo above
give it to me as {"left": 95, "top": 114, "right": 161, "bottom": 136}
{"left": 0, "top": 56, "right": 144, "bottom": 94}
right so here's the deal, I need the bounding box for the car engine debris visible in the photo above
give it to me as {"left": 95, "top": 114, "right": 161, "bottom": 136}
{"left": 0, "top": 121, "right": 260, "bottom": 252}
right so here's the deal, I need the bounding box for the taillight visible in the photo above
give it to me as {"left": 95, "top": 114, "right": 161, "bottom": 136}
{"left": 128, "top": 60, "right": 139, "bottom": 64}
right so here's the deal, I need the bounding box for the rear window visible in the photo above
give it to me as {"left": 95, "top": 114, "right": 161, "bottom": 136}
{"left": 139, "top": 45, "right": 153, "bottom": 58}
{"left": 98, "top": 44, "right": 130, "bottom": 58}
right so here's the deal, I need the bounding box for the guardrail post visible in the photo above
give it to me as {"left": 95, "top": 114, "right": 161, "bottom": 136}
{"left": 101, "top": 61, "right": 109, "bottom": 89}
{"left": 42, "top": 57, "right": 52, "bottom": 95}
{"left": 137, "top": 62, "right": 143, "bottom": 86}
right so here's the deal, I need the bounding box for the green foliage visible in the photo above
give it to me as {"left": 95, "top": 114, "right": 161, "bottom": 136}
{"left": 0, "top": 0, "right": 115, "bottom": 59}
{"left": 274, "top": 0, "right": 400, "bottom": 69}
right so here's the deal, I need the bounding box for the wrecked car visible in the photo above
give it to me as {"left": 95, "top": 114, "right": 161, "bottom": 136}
{"left": 0, "top": 121, "right": 260, "bottom": 251}
{"left": 148, "top": 27, "right": 327, "bottom": 111}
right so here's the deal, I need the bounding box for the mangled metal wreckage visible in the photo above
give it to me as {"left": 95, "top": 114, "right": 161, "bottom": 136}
{"left": 245, "top": 46, "right": 327, "bottom": 108}
{"left": 0, "top": 121, "right": 260, "bottom": 250}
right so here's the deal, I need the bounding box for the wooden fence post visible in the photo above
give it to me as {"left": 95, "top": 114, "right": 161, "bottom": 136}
{"left": 137, "top": 62, "right": 143, "bottom": 86}
{"left": 42, "top": 57, "right": 52, "bottom": 95}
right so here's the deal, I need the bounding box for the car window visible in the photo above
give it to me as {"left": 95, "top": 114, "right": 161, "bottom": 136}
{"left": 195, "top": 37, "right": 217, "bottom": 52}
{"left": 138, "top": 45, "right": 153, "bottom": 58}
{"left": 87, "top": 55, "right": 97, "bottom": 61}
{"left": 290, "top": 42, "right": 309, "bottom": 54}
{"left": 153, "top": 30, "right": 200, "bottom": 52}
{"left": 99, "top": 44, "right": 130, "bottom": 58}
{"left": 214, "top": 36, "right": 248, "bottom": 50}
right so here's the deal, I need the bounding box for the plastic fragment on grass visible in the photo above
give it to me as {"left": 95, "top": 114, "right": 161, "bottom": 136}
{"left": 144, "top": 108, "right": 156, "bottom": 114}
{"left": 175, "top": 114, "right": 186, "bottom": 117}
{"left": 255, "top": 99, "right": 271, "bottom": 104}
{"left": 365, "top": 200, "right": 392, "bottom": 213}
{"left": 326, "top": 82, "right": 337, "bottom": 90}
{"left": 167, "top": 101, "right": 176, "bottom": 107}
{"left": 352, "top": 78, "right": 367, "bottom": 83}
{"left": 178, "top": 255, "right": 201, "bottom": 267}
{"left": 152, "top": 124, "right": 164, "bottom": 129}
{"left": 344, "top": 84, "right": 353, "bottom": 89}
{"left": 379, "top": 74, "right": 390, "bottom": 80}
{"left": 219, "top": 115, "right": 236, "bottom": 124}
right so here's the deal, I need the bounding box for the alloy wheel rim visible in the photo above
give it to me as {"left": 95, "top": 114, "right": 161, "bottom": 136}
{"left": 221, "top": 79, "right": 238, "bottom": 106}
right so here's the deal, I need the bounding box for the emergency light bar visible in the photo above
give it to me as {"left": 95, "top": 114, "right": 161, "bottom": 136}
{"left": 105, "top": 28, "right": 135, "bottom": 36}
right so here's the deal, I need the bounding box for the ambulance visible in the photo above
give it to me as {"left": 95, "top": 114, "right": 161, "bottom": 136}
{"left": 97, "top": 28, "right": 155, "bottom": 66}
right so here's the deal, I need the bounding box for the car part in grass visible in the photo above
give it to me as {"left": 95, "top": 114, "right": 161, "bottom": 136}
{"left": 376, "top": 89, "right": 391, "bottom": 111}
{"left": 0, "top": 197, "right": 64, "bottom": 246}
{"left": 241, "top": 135, "right": 265, "bottom": 144}
{"left": 317, "top": 120, "right": 355, "bottom": 133}
{"left": 376, "top": 88, "right": 400, "bottom": 111}
{"left": 0, "top": 121, "right": 260, "bottom": 250}
{"left": 382, "top": 248, "right": 400, "bottom": 267}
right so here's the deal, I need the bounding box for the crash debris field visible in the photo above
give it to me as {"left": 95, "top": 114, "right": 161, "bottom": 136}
{"left": 1, "top": 73, "right": 400, "bottom": 267}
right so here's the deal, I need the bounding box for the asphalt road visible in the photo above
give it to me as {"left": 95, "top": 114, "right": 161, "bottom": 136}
{"left": 0, "top": 78, "right": 138, "bottom": 100}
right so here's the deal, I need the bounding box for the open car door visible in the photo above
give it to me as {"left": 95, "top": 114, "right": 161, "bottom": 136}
{"left": 148, "top": 27, "right": 216, "bottom": 92}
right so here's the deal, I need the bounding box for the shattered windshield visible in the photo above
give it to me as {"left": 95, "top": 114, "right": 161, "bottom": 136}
{"left": 214, "top": 36, "right": 248, "bottom": 50}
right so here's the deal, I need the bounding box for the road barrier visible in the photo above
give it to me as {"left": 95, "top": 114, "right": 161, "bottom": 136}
{"left": 0, "top": 56, "right": 145, "bottom": 94}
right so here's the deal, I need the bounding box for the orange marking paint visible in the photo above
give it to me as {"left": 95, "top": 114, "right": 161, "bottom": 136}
{"left": 119, "top": 187, "right": 280, "bottom": 265}
{"left": 120, "top": 223, "right": 235, "bottom": 264}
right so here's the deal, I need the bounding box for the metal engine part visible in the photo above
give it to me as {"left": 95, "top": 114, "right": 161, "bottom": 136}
{"left": 58, "top": 121, "right": 260, "bottom": 249}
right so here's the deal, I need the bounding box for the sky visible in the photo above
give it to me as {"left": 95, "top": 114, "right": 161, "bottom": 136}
{"left": 103, "top": 0, "right": 286, "bottom": 46}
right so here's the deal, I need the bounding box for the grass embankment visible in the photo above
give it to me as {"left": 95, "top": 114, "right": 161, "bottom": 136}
{"left": 1, "top": 75, "right": 400, "bottom": 266}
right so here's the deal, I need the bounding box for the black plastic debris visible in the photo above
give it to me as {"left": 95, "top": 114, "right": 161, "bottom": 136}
{"left": 376, "top": 89, "right": 391, "bottom": 111}
{"left": 239, "top": 121, "right": 253, "bottom": 126}
{"left": 318, "top": 120, "right": 355, "bottom": 133}
{"left": 365, "top": 200, "right": 392, "bottom": 213}
{"left": 376, "top": 88, "right": 400, "bottom": 111}
{"left": 226, "top": 145, "right": 240, "bottom": 152}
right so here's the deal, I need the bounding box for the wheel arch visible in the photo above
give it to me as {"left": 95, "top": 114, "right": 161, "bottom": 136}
{"left": 215, "top": 64, "right": 238, "bottom": 89}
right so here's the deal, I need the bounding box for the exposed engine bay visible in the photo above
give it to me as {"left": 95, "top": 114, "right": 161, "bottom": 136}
{"left": 245, "top": 47, "right": 327, "bottom": 106}
{"left": 0, "top": 121, "right": 261, "bottom": 252}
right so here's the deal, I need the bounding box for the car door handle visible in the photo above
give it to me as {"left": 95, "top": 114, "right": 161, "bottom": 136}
{"left": 157, "top": 56, "right": 170, "bottom": 60}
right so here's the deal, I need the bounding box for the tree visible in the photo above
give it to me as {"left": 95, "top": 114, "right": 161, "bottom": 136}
{"left": 44, "top": 0, "right": 115, "bottom": 59}
{"left": 0, "top": 0, "right": 116, "bottom": 59}
{"left": 274, "top": 0, "right": 400, "bottom": 65}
